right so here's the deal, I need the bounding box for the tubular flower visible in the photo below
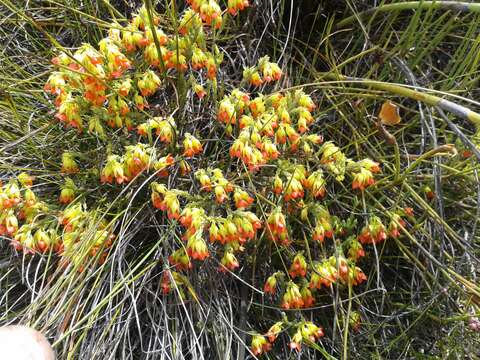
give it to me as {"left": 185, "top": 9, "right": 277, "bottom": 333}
{"left": 168, "top": 248, "right": 192, "bottom": 271}
{"left": 347, "top": 238, "right": 365, "bottom": 261}
{"left": 304, "top": 170, "right": 326, "bottom": 198}
{"left": 352, "top": 168, "right": 375, "bottom": 191}
{"left": 233, "top": 189, "right": 254, "bottom": 209}
{"left": 195, "top": 169, "right": 212, "bottom": 191}
{"left": 357, "top": 158, "right": 381, "bottom": 173}
{"left": 258, "top": 57, "right": 282, "bottom": 82}
{"left": 217, "top": 98, "right": 236, "bottom": 124}
{"left": 23, "top": 189, "right": 37, "bottom": 208}
{"left": 289, "top": 331, "right": 303, "bottom": 352}
{"left": 289, "top": 253, "right": 307, "bottom": 278}
{"left": 282, "top": 282, "right": 304, "bottom": 309}
{"left": 266, "top": 322, "right": 283, "bottom": 343}
{"left": 59, "top": 178, "right": 77, "bottom": 205}
{"left": 349, "top": 265, "right": 367, "bottom": 285}
{"left": 155, "top": 117, "right": 177, "bottom": 144}
{"left": 101, "top": 155, "right": 127, "bottom": 184}
{"left": 183, "top": 133, "right": 203, "bottom": 157}
{"left": 312, "top": 222, "right": 326, "bottom": 243}
{"left": 124, "top": 144, "right": 152, "bottom": 179}
{"left": 160, "top": 272, "right": 171, "bottom": 295}
{"left": 388, "top": 213, "right": 406, "bottom": 238}
{"left": 243, "top": 67, "right": 263, "bottom": 87}
{"left": 251, "top": 334, "right": 271, "bottom": 356}
{"left": 186, "top": 231, "right": 209, "bottom": 260}
{"left": 206, "top": 55, "right": 217, "bottom": 79}
{"left": 193, "top": 84, "right": 207, "bottom": 98}
{"left": 219, "top": 248, "right": 240, "bottom": 272}
{"left": 1, "top": 210, "right": 18, "bottom": 236}
{"left": 61, "top": 152, "right": 79, "bottom": 174}
{"left": 17, "top": 173, "right": 33, "bottom": 188}
{"left": 300, "top": 322, "right": 324, "bottom": 344}
{"left": 151, "top": 183, "right": 181, "bottom": 220}
{"left": 179, "top": 160, "right": 192, "bottom": 176}
{"left": 283, "top": 177, "right": 304, "bottom": 202}
{"left": 264, "top": 273, "right": 279, "bottom": 295}
{"left": 273, "top": 175, "right": 283, "bottom": 195}
{"left": 300, "top": 286, "right": 315, "bottom": 308}
{"left": 137, "top": 70, "right": 161, "bottom": 97}
{"left": 228, "top": 0, "right": 249, "bottom": 15}
{"left": 154, "top": 154, "right": 175, "bottom": 178}
{"left": 309, "top": 261, "right": 337, "bottom": 289}
{"left": 266, "top": 209, "right": 290, "bottom": 245}
{"left": 358, "top": 216, "right": 387, "bottom": 244}
{"left": 179, "top": 9, "right": 203, "bottom": 35}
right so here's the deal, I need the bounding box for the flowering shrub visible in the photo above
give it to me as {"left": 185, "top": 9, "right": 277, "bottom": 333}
{"left": 0, "top": 1, "right": 420, "bottom": 356}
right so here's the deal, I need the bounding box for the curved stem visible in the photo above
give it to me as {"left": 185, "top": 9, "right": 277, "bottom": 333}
{"left": 336, "top": 1, "right": 480, "bottom": 29}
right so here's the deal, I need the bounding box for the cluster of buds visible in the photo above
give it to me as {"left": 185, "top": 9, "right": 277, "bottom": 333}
{"left": 243, "top": 56, "right": 282, "bottom": 87}
{"left": 178, "top": 207, "right": 210, "bottom": 261}
{"left": 0, "top": 179, "right": 44, "bottom": 239}
{"left": 266, "top": 208, "right": 290, "bottom": 245}
{"left": 151, "top": 183, "right": 181, "bottom": 220}
{"left": 178, "top": 9, "right": 203, "bottom": 35}
{"left": 217, "top": 89, "right": 250, "bottom": 125}
{"left": 289, "top": 322, "right": 324, "bottom": 352}
{"left": 137, "top": 70, "right": 161, "bottom": 96}
{"left": 358, "top": 216, "right": 387, "bottom": 244}
{"left": 195, "top": 168, "right": 233, "bottom": 203}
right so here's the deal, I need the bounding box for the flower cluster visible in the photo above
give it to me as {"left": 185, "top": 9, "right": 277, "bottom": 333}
{"left": 243, "top": 56, "right": 282, "bottom": 87}
{"left": 44, "top": 1, "right": 242, "bottom": 137}
{"left": 251, "top": 320, "right": 324, "bottom": 355}
{"left": 1, "top": 176, "right": 114, "bottom": 268}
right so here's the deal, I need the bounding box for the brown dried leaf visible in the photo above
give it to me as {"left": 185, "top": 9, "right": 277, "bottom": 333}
{"left": 379, "top": 101, "right": 401, "bottom": 126}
